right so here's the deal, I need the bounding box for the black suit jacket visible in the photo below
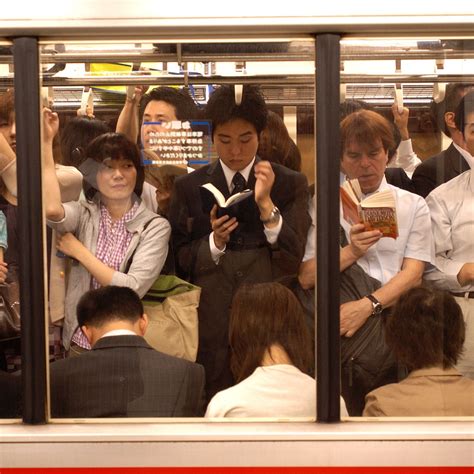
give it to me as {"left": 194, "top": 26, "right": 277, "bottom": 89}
{"left": 411, "top": 143, "right": 470, "bottom": 198}
{"left": 384, "top": 168, "right": 415, "bottom": 193}
{"left": 0, "top": 370, "right": 20, "bottom": 418}
{"left": 50, "top": 335, "right": 205, "bottom": 418}
{"left": 168, "top": 159, "right": 311, "bottom": 399}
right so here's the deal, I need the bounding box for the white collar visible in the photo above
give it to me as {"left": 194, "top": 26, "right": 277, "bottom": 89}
{"left": 220, "top": 157, "right": 256, "bottom": 192}
{"left": 100, "top": 329, "right": 137, "bottom": 339}
{"left": 452, "top": 141, "right": 474, "bottom": 170}
{"left": 341, "top": 174, "right": 389, "bottom": 198}
{"left": 360, "top": 175, "right": 389, "bottom": 199}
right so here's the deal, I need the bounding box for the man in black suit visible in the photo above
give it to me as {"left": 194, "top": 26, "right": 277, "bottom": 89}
{"left": 412, "top": 83, "right": 474, "bottom": 197}
{"left": 168, "top": 85, "right": 311, "bottom": 401}
{"left": 50, "top": 286, "right": 205, "bottom": 418}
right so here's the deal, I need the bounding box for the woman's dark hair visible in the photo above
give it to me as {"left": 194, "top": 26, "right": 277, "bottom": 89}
{"left": 454, "top": 90, "right": 474, "bottom": 134}
{"left": 59, "top": 117, "right": 110, "bottom": 167}
{"left": 340, "top": 109, "right": 396, "bottom": 163}
{"left": 258, "top": 110, "right": 302, "bottom": 172}
{"left": 82, "top": 132, "right": 144, "bottom": 201}
{"left": 229, "top": 282, "right": 314, "bottom": 383}
{"left": 0, "top": 89, "right": 14, "bottom": 123}
{"left": 386, "top": 286, "right": 465, "bottom": 371}
{"left": 205, "top": 85, "right": 268, "bottom": 137}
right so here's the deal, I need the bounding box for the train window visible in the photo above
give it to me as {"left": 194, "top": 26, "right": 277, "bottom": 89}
{"left": 339, "top": 37, "right": 474, "bottom": 418}
{"left": 38, "top": 39, "right": 319, "bottom": 421}
{"left": 0, "top": 39, "right": 22, "bottom": 420}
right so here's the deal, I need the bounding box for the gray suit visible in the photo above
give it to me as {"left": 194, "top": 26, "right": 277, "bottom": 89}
{"left": 50, "top": 335, "right": 205, "bottom": 417}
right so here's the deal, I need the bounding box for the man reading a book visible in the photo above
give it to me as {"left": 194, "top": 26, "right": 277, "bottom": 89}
{"left": 168, "top": 85, "right": 311, "bottom": 401}
{"left": 339, "top": 110, "right": 433, "bottom": 339}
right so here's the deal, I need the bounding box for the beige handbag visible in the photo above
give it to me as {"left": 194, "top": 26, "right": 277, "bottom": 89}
{"left": 142, "top": 275, "right": 200, "bottom": 362}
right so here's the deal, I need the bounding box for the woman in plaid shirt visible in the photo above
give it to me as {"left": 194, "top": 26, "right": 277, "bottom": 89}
{"left": 42, "top": 109, "right": 171, "bottom": 354}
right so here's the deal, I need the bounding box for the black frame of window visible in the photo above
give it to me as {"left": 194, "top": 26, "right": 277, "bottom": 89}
{"left": 11, "top": 34, "right": 341, "bottom": 424}
{"left": 14, "top": 36, "right": 48, "bottom": 424}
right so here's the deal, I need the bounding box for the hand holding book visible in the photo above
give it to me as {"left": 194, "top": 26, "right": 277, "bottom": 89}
{"left": 200, "top": 183, "right": 253, "bottom": 220}
{"left": 340, "top": 178, "right": 399, "bottom": 239}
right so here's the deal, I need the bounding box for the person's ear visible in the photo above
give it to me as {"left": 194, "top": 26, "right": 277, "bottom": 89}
{"left": 81, "top": 325, "right": 93, "bottom": 344}
{"left": 138, "top": 313, "right": 149, "bottom": 336}
{"left": 445, "top": 111, "right": 456, "bottom": 130}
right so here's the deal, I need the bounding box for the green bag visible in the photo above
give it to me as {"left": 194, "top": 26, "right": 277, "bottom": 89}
{"left": 142, "top": 275, "right": 201, "bottom": 362}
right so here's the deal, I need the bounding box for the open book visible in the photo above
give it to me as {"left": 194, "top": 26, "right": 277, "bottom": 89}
{"left": 199, "top": 183, "right": 253, "bottom": 219}
{"left": 340, "top": 178, "right": 398, "bottom": 239}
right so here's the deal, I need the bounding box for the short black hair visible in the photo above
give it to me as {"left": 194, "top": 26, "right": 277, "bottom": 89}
{"left": 205, "top": 85, "right": 268, "bottom": 137}
{"left": 430, "top": 83, "right": 474, "bottom": 137}
{"left": 140, "top": 86, "right": 198, "bottom": 122}
{"left": 82, "top": 132, "right": 145, "bottom": 201}
{"left": 454, "top": 90, "right": 474, "bottom": 133}
{"left": 77, "top": 286, "right": 144, "bottom": 328}
{"left": 386, "top": 286, "right": 465, "bottom": 370}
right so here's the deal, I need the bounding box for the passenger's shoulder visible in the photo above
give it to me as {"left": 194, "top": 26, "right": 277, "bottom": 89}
{"left": 415, "top": 150, "right": 446, "bottom": 172}
{"left": 428, "top": 169, "right": 472, "bottom": 198}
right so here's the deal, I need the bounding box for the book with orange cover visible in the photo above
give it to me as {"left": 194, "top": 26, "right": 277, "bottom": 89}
{"left": 340, "top": 178, "right": 398, "bottom": 239}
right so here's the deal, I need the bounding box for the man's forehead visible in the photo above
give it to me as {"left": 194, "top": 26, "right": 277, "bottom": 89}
{"left": 144, "top": 100, "right": 177, "bottom": 118}
{"left": 344, "top": 138, "right": 383, "bottom": 152}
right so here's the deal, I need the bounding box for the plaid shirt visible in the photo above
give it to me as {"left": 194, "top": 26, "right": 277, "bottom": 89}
{"left": 71, "top": 201, "right": 139, "bottom": 350}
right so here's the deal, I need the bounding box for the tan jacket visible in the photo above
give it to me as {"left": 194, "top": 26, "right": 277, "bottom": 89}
{"left": 363, "top": 366, "right": 474, "bottom": 417}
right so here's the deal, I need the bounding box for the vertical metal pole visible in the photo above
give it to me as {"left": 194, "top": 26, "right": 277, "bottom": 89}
{"left": 315, "top": 34, "right": 341, "bottom": 422}
{"left": 13, "top": 37, "right": 47, "bottom": 424}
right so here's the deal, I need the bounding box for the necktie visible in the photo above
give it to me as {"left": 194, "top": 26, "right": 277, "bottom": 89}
{"left": 231, "top": 172, "right": 246, "bottom": 195}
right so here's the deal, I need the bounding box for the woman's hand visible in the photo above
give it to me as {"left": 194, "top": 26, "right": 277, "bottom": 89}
{"left": 42, "top": 108, "right": 59, "bottom": 143}
{"left": 56, "top": 232, "right": 85, "bottom": 260}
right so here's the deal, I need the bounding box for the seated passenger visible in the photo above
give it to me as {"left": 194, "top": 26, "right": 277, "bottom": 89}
{"left": 339, "top": 110, "right": 432, "bottom": 339}
{"left": 363, "top": 287, "right": 474, "bottom": 416}
{"left": 50, "top": 286, "right": 205, "bottom": 417}
{"left": 424, "top": 90, "right": 474, "bottom": 379}
{"left": 42, "top": 109, "right": 170, "bottom": 354}
{"left": 339, "top": 110, "right": 433, "bottom": 414}
{"left": 205, "top": 282, "right": 348, "bottom": 418}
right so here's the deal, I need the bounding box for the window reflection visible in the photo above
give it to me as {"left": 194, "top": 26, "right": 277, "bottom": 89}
{"left": 0, "top": 44, "right": 22, "bottom": 418}
{"left": 38, "top": 40, "right": 316, "bottom": 419}
{"left": 340, "top": 37, "right": 474, "bottom": 417}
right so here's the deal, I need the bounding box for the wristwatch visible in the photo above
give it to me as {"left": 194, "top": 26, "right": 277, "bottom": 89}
{"left": 261, "top": 206, "right": 281, "bottom": 225}
{"left": 365, "top": 294, "right": 383, "bottom": 316}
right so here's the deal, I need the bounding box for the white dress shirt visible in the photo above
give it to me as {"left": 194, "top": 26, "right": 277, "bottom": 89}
{"left": 424, "top": 169, "right": 474, "bottom": 292}
{"left": 340, "top": 176, "right": 433, "bottom": 285}
{"left": 453, "top": 141, "right": 474, "bottom": 169}
{"left": 302, "top": 194, "right": 316, "bottom": 262}
{"left": 387, "top": 139, "right": 422, "bottom": 176}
